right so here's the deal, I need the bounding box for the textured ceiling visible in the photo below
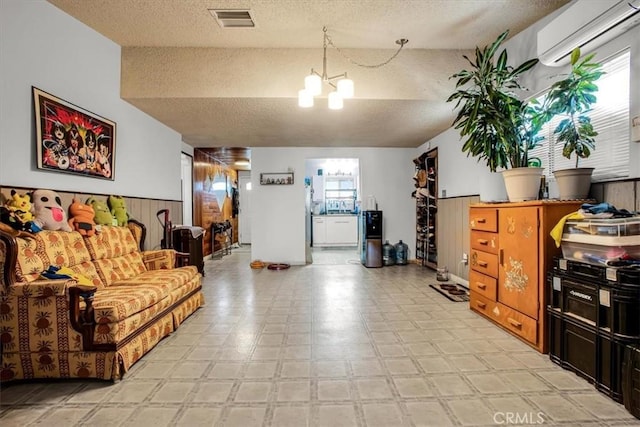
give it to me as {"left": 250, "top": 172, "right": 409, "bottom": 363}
{"left": 48, "top": 0, "right": 570, "bottom": 152}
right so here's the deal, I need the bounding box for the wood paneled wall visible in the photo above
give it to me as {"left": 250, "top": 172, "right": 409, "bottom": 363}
{"left": 193, "top": 149, "right": 238, "bottom": 257}
{"left": 431, "top": 178, "right": 639, "bottom": 284}
{"left": 0, "top": 186, "right": 181, "bottom": 251}
{"left": 436, "top": 195, "right": 479, "bottom": 282}
{"left": 591, "top": 180, "right": 638, "bottom": 211}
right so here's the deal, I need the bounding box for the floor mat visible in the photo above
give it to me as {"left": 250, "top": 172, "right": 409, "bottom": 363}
{"left": 429, "top": 283, "right": 470, "bottom": 302}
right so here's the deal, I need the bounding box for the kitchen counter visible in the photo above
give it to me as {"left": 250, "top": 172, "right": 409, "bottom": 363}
{"left": 313, "top": 213, "right": 358, "bottom": 217}
{"left": 312, "top": 214, "right": 358, "bottom": 246}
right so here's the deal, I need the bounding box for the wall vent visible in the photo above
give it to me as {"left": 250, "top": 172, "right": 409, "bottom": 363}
{"left": 209, "top": 9, "right": 255, "bottom": 28}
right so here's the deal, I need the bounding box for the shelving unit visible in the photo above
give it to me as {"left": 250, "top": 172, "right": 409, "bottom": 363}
{"left": 414, "top": 148, "right": 437, "bottom": 269}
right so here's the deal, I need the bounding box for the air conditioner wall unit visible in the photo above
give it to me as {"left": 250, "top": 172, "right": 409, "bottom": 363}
{"left": 537, "top": 0, "right": 640, "bottom": 67}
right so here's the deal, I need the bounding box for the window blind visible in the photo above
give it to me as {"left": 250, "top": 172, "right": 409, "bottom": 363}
{"left": 528, "top": 50, "right": 630, "bottom": 182}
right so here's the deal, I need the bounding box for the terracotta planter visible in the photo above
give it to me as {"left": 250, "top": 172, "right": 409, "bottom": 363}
{"left": 553, "top": 167, "right": 594, "bottom": 200}
{"left": 502, "top": 167, "right": 544, "bottom": 202}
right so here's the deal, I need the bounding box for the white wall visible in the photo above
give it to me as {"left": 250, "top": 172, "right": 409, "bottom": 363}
{"left": 251, "top": 147, "right": 415, "bottom": 265}
{"left": 420, "top": 9, "right": 640, "bottom": 198}
{"left": 0, "top": 1, "right": 183, "bottom": 200}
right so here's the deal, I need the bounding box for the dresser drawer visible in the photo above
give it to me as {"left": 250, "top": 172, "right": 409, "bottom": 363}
{"left": 470, "top": 249, "right": 499, "bottom": 278}
{"left": 469, "top": 270, "right": 497, "bottom": 300}
{"left": 495, "top": 302, "right": 537, "bottom": 345}
{"left": 471, "top": 230, "right": 499, "bottom": 255}
{"left": 470, "top": 208, "right": 498, "bottom": 232}
{"left": 470, "top": 291, "right": 496, "bottom": 317}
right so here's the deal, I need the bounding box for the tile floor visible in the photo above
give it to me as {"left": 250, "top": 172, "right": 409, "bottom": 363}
{"left": 0, "top": 248, "right": 637, "bottom": 426}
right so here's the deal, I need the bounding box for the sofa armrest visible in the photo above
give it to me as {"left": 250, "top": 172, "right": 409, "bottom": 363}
{"left": 3, "top": 279, "right": 98, "bottom": 352}
{"left": 142, "top": 249, "right": 177, "bottom": 270}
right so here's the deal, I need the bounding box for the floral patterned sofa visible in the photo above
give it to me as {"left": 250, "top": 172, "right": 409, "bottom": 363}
{"left": 0, "top": 221, "right": 204, "bottom": 382}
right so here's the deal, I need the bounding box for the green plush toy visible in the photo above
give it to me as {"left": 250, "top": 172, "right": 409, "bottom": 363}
{"left": 108, "top": 195, "right": 129, "bottom": 226}
{"left": 86, "top": 197, "right": 115, "bottom": 226}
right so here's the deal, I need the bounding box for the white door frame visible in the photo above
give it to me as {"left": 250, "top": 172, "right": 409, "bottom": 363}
{"left": 238, "top": 172, "right": 252, "bottom": 244}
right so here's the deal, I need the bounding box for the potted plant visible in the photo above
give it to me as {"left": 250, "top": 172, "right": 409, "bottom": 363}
{"left": 447, "top": 30, "right": 542, "bottom": 202}
{"left": 537, "top": 48, "right": 604, "bottom": 199}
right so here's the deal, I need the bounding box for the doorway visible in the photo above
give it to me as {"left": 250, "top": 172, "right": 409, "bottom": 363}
{"left": 305, "top": 158, "right": 361, "bottom": 264}
{"left": 181, "top": 153, "right": 193, "bottom": 226}
{"left": 238, "top": 171, "right": 252, "bottom": 244}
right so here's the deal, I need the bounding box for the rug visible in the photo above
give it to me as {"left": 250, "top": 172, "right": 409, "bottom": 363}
{"left": 429, "top": 283, "right": 469, "bottom": 302}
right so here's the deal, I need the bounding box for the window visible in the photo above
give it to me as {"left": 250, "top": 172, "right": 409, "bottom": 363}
{"left": 529, "top": 50, "right": 630, "bottom": 181}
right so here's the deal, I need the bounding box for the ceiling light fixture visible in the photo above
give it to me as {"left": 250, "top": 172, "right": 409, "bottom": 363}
{"left": 299, "top": 27, "right": 408, "bottom": 110}
{"left": 234, "top": 159, "right": 250, "bottom": 167}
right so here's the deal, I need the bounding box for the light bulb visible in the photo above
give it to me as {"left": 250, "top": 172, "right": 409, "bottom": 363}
{"left": 305, "top": 74, "right": 322, "bottom": 96}
{"left": 337, "top": 78, "right": 354, "bottom": 98}
{"left": 328, "top": 91, "right": 343, "bottom": 110}
{"left": 298, "top": 89, "right": 314, "bottom": 108}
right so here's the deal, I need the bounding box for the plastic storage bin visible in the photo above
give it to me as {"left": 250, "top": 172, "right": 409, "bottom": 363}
{"left": 547, "top": 307, "right": 628, "bottom": 403}
{"left": 562, "top": 218, "right": 640, "bottom": 266}
{"left": 623, "top": 344, "right": 640, "bottom": 419}
{"left": 548, "top": 270, "right": 640, "bottom": 339}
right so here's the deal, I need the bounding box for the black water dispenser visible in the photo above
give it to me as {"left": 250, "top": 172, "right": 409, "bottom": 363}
{"left": 361, "top": 210, "right": 383, "bottom": 268}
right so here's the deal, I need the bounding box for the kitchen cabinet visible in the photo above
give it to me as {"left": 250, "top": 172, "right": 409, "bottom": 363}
{"left": 313, "top": 215, "right": 358, "bottom": 247}
{"left": 469, "top": 200, "right": 584, "bottom": 353}
{"left": 313, "top": 216, "right": 327, "bottom": 245}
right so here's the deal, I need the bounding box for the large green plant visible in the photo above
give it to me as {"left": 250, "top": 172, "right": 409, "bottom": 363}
{"left": 538, "top": 48, "right": 604, "bottom": 168}
{"left": 447, "top": 30, "right": 539, "bottom": 172}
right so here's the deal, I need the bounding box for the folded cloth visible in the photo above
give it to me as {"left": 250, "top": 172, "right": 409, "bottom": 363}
{"left": 40, "top": 265, "right": 93, "bottom": 286}
{"left": 580, "top": 202, "right": 634, "bottom": 218}
{"left": 550, "top": 211, "right": 584, "bottom": 248}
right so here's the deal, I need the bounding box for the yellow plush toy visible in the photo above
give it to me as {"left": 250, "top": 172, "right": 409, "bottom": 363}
{"left": 6, "top": 189, "right": 33, "bottom": 223}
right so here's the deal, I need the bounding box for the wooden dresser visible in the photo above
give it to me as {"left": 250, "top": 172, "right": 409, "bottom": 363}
{"left": 468, "top": 200, "right": 584, "bottom": 353}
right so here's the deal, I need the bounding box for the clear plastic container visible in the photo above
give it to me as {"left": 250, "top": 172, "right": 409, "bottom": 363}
{"left": 561, "top": 240, "right": 640, "bottom": 266}
{"left": 564, "top": 217, "right": 640, "bottom": 237}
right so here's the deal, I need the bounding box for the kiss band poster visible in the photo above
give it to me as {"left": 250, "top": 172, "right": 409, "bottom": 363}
{"left": 33, "top": 87, "right": 116, "bottom": 180}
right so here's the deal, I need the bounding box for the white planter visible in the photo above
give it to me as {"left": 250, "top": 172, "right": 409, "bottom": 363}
{"left": 553, "top": 168, "right": 594, "bottom": 200}
{"left": 480, "top": 171, "right": 508, "bottom": 202}
{"left": 502, "top": 167, "right": 544, "bottom": 202}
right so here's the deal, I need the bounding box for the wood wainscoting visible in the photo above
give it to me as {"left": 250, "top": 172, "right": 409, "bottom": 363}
{"left": 0, "top": 186, "right": 181, "bottom": 251}
{"left": 436, "top": 195, "right": 479, "bottom": 282}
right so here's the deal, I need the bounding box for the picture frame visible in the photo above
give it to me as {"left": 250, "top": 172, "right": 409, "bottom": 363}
{"left": 33, "top": 87, "right": 116, "bottom": 180}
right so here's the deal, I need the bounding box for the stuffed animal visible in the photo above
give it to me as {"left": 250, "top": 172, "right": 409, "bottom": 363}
{"left": 108, "top": 195, "right": 129, "bottom": 226}
{"left": 6, "top": 190, "right": 34, "bottom": 223}
{"left": 1, "top": 190, "right": 40, "bottom": 233}
{"left": 30, "top": 189, "right": 72, "bottom": 232}
{"left": 68, "top": 198, "right": 96, "bottom": 236}
{"left": 86, "top": 197, "right": 115, "bottom": 226}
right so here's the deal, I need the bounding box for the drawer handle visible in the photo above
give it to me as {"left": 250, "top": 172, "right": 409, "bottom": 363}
{"left": 476, "top": 283, "right": 487, "bottom": 290}
{"left": 476, "top": 301, "right": 487, "bottom": 309}
{"left": 477, "top": 218, "right": 487, "bottom": 224}
{"left": 477, "top": 239, "right": 489, "bottom": 245}
{"left": 507, "top": 318, "right": 522, "bottom": 329}
{"left": 477, "top": 261, "right": 488, "bottom": 267}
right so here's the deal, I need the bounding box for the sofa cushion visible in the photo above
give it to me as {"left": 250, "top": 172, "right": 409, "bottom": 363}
{"left": 111, "top": 266, "right": 200, "bottom": 302}
{"left": 14, "top": 231, "right": 101, "bottom": 286}
{"left": 84, "top": 226, "right": 141, "bottom": 261}
{"left": 91, "top": 286, "right": 174, "bottom": 345}
{"left": 92, "top": 284, "right": 172, "bottom": 323}
{"left": 93, "top": 252, "right": 147, "bottom": 286}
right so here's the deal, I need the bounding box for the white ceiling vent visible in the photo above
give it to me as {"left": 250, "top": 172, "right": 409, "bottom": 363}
{"left": 209, "top": 9, "right": 255, "bottom": 28}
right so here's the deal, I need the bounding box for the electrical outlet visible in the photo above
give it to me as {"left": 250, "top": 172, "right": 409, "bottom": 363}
{"left": 462, "top": 252, "right": 468, "bottom": 265}
{"left": 442, "top": 189, "right": 447, "bottom": 197}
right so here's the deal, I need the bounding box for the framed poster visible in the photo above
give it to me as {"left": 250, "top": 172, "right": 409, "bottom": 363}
{"left": 33, "top": 87, "right": 116, "bottom": 180}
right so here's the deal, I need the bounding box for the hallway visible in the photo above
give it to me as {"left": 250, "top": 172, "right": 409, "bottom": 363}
{"left": 0, "top": 250, "right": 634, "bottom": 426}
